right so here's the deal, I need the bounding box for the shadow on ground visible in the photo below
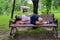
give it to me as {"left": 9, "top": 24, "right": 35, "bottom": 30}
{"left": 10, "top": 31, "right": 60, "bottom": 40}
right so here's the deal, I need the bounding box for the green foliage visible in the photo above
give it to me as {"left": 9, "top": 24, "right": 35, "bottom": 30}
{"left": 0, "top": 0, "right": 60, "bottom": 14}
{"left": 0, "top": 15, "right": 9, "bottom": 25}
{"left": 41, "top": 0, "right": 60, "bottom": 14}
{"left": 21, "top": 0, "right": 28, "bottom": 6}
{"left": 0, "top": 0, "right": 12, "bottom": 14}
{"left": 28, "top": 4, "right": 33, "bottom": 12}
{"left": 41, "top": 9, "right": 47, "bottom": 14}
{"left": 16, "top": 11, "right": 22, "bottom": 16}
{"left": 0, "top": 15, "right": 10, "bottom": 34}
{"left": 52, "top": 0, "right": 60, "bottom": 10}
{"left": 15, "top": 0, "right": 21, "bottom": 11}
{"left": 41, "top": 0, "right": 52, "bottom": 14}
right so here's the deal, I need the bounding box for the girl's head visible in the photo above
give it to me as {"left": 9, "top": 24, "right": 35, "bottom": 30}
{"left": 15, "top": 15, "right": 22, "bottom": 22}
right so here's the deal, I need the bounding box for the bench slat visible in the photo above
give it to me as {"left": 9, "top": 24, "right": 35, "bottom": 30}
{"left": 10, "top": 24, "right": 57, "bottom": 27}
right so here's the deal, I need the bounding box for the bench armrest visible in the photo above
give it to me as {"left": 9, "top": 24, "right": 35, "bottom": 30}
{"left": 9, "top": 19, "right": 15, "bottom": 27}
{"left": 54, "top": 18, "right": 58, "bottom": 27}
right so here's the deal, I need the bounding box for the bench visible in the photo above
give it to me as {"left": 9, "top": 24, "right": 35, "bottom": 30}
{"left": 9, "top": 14, "right": 58, "bottom": 38}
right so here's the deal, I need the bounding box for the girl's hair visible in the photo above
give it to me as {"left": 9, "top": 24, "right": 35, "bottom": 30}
{"left": 14, "top": 15, "right": 22, "bottom": 23}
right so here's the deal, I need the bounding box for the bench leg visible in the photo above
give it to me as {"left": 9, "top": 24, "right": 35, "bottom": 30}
{"left": 15, "top": 27, "right": 18, "bottom": 34}
{"left": 10, "top": 27, "right": 13, "bottom": 36}
{"left": 16, "top": 27, "right": 18, "bottom": 32}
{"left": 10, "top": 27, "right": 15, "bottom": 36}
{"left": 54, "top": 27, "right": 58, "bottom": 38}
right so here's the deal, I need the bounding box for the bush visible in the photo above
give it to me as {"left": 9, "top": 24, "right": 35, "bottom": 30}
{"left": 16, "top": 11, "right": 22, "bottom": 16}
{"left": 41, "top": 9, "right": 47, "bottom": 14}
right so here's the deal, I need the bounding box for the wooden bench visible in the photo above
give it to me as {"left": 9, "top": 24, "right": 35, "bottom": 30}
{"left": 9, "top": 14, "right": 58, "bottom": 38}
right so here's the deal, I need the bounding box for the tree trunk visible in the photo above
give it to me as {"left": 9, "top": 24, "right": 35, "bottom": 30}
{"left": 46, "top": 5, "right": 49, "bottom": 14}
{"left": 11, "top": 0, "right": 15, "bottom": 19}
{"left": 47, "top": 7, "right": 49, "bottom": 14}
{"left": 32, "top": 0, "right": 39, "bottom": 14}
{"left": 32, "top": 0, "right": 39, "bottom": 29}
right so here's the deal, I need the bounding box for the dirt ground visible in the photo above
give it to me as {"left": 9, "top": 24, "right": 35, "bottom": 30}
{"left": 12, "top": 31, "right": 60, "bottom": 40}
{"left": 0, "top": 27, "right": 60, "bottom": 40}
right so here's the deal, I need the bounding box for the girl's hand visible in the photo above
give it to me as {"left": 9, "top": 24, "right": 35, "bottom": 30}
{"left": 38, "top": 17, "right": 43, "bottom": 22}
{"left": 19, "top": 21, "right": 24, "bottom": 24}
{"left": 36, "top": 21, "right": 43, "bottom": 25}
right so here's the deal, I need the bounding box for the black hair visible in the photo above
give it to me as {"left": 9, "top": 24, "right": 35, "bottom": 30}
{"left": 14, "top": 15, "right": 22, "bottom": 23}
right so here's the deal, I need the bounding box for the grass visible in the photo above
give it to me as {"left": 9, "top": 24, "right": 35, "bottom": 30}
{"left": 0, "top": 15, "right": 9, "bottom": 25}
{"left": 0, "top": 15, "right": 10, "bottom": 34}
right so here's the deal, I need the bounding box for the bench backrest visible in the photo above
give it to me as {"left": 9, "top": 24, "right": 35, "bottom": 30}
{"left": 40, "top": 14, "right": 54, "bottom": 23}
{"left": 15, "top": 14, "right": 54, "bottom": 23}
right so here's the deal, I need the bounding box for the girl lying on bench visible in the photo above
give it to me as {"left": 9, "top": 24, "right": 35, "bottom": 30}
{"left": 11, "top": 14, "right": 43, "bottom": 35}
{"left": 15, "top": 14, "right": 43, "bottom": 25}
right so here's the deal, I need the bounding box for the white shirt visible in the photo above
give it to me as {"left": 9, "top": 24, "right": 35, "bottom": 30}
{"left": 21, "top": 15, "right": 30, "bottom": 24}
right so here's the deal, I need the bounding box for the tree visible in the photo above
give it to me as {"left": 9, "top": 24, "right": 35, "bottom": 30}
{"left": 32, "top": 0, "right": 39, "bottom": 14}
{"left": 21, "top": 0, "right": 28, "bottom": 6}
{"left": 53, "top": 0, "right": 60, "bottom": 9}
{"left": 14, "top": 0, "right": 22, "bottom": 11}
{"left": 42, "top": 0, "right": 52, "bottom": 14}
{"left": 0, "top": 0, "right": 13, "bottom": 14}
{"left": 0, "top": 0, "right": 6, "bottom": 14}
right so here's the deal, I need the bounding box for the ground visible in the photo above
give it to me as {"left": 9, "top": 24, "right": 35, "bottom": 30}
{"left": 0, "top": 32, "right": 9, "bottom": 40}
{"left": 1, "top": 30, "right": 60, "bottom": 40}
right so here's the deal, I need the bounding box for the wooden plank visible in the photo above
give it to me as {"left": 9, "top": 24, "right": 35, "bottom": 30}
{"left": 10, "top": 24, "right": 57, "bottom": 27}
